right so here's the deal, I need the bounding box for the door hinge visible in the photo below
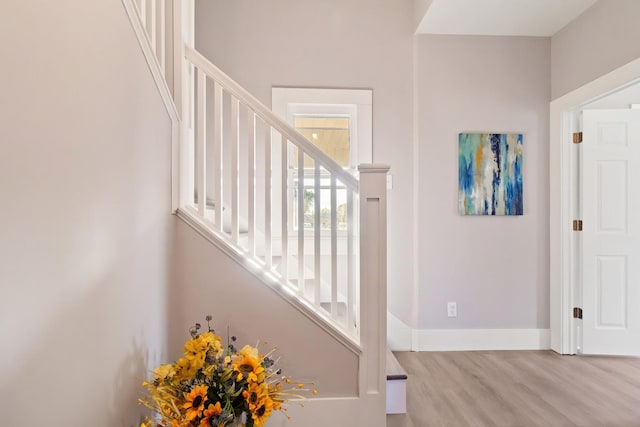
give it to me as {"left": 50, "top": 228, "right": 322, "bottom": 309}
{"left": 573, "top": 307, "right": 583, "bottom": 319}
{"left": 573, "top": 132, "right": 583, "bottom": 144}
{"left": 572, "top": 220, "right": 583, "bottom": 231}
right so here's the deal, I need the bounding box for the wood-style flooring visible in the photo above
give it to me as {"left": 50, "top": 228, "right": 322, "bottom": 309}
{"left": 386, "top": 350, "right": 640, "bottom": 427}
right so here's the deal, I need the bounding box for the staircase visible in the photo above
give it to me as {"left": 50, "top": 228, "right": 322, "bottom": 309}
{"left": 123, "top": 0, "right": 389, "bottom": 425}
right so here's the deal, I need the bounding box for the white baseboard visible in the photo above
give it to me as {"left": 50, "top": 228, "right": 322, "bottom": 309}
{"left": 411, "top": 328, "right": 551, "bottom": 351}
{"left": 387, "top": 311, "right": 413, "bottom": 351}
{"left": 266, "top": 396, "right": 385, "bottom": 427}
{"left": 388, "top": 311, "right": 551, "bottom": 352}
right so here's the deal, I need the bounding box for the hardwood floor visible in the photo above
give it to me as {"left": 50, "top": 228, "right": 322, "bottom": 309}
{"left": 386, "top": 350, "right": 640, "bottom": 427}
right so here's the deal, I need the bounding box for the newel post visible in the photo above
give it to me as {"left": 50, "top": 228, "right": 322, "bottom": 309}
{"left": 172, "top": 0, "right": 195, "bottom": 209}
{"left": 358, "top": 163, "right": 389, "bottom": 425}
{"left": 172, "top": 0, "right": 194, "bottom": 112}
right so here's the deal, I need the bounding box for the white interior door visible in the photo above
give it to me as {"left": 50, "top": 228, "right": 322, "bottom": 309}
{"left": 582, "top": 109, "right": 640, "bottom": 355}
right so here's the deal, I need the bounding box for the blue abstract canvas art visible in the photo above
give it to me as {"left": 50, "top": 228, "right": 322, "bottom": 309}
{"left": 458, "top": 132, "right": 523, "bottom": 216}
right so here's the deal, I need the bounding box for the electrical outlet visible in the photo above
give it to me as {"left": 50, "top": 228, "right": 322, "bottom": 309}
{"left": 447, "top": 302, "right": 457, "bottom": 318}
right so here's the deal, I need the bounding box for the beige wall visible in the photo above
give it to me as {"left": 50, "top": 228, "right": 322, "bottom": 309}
{"left": 0, "top": 1, "right": 173, "bottom": 425}
{"left": 415, "top": 35, "right": 551, "bottom": 329}
{"left": 194, "top": 0, "right": 417, "bottom": 327}
{"left": 551, "top": 0, "right": 640, "bottom": 99}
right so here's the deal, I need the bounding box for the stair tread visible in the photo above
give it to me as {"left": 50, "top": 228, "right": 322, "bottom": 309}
{"left": 386, "top": 349, "right": 408, "bottom": 381}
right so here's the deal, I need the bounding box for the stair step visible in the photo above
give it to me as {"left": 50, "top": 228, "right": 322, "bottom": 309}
{"left": 386, "top": 349, "right": 407, "bottom": 414}
{"left": 386, "top": 349, "right": 408, "bottom": 381}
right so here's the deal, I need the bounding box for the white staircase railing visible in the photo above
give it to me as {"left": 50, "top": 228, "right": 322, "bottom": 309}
{"left": 123, "top": 0, "right": 388, "bottom": 353}
{"left": 179, "top": 46, "right": 362, "bottom": 342}
{"left": 124, "top": 0, "right": 388, "bottom": 423}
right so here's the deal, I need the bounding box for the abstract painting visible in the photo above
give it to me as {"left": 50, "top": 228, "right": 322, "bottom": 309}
{"left": 458, "top": 132, "right": 523, "bottom": 216}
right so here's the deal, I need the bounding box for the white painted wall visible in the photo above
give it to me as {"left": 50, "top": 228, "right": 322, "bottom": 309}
{"left": 194, "top": 0, "right": 417, "bottom": 327}
{"left": 551, "top": 0, "right": 640, "bottom": 99}
{"left": 583, "top": 82, "right": 640, "bottom": 109}
{"left": 415, "top": 35, "right": 551, "bottom": 330}
{"left": 413, "top": 0, "right": 433, "bottom": 31}
{"left": 0, "top": 1, "right": 172, "bottom": 425}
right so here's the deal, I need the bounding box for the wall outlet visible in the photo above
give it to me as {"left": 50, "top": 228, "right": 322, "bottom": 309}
{"left": 447, "top": 302, "right": 457, "bottom": 318}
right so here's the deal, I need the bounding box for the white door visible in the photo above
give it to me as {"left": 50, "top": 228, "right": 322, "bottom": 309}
{"left": 582, "top": 109, "right": 640, "bottom": 355}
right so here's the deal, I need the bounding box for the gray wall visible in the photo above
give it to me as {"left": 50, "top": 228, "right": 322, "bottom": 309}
{"left": 415, "top": 35, "right": 551, "bottom": 329}
{"left": 551, "top": 0, "right": 640, "bottom": 99}
{"left": 194, "top": 0, "right": 417, "bottom": 327}
{"left": 0, "top": 0, "right": 172, "bottom": 425}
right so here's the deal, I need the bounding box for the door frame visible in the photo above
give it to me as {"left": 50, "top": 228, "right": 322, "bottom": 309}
{"left": 550, "top": 57, "right": 640, "bottom": 354}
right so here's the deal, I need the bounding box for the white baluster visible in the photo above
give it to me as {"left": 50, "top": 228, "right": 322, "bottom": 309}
{"left": 182, "top": 59, "right": 194, "bottom": 209}
{"left": 150, "top": 0, "right": 156, "bottom": 54}
{"left": 186, "top": 0, "right": 194, "bottom": 47}
{"left": 247, "top": 110, "right": 256, "bottom": 256}
{"left": 314, "top": 163, "right": 321, "bottom": 306}
{"left": 265, "top": 127, "right": 272, "bottom": 270}
{"left": 231, "top": 97, "right": 239, "bottom": 241}
{"left": 281, "top": 136, "right": 288, "bottom": 280}
{"left": 297, "top": 149, "right": 304, "bottom": 295}
{"left": 173, "top": 0, "right": 187, "bottom": 208}
{"left": 172, "top": 0, "right": 183, "bottom": 115}
{"left": 159, "top": 0, "right": 166, "bottom": 75}
{"left": 189, "top": 63, "right": 195, "bottom": 139}
{"left": 213, "top": 82, "right": 223, "bottom": 232}
{"left": 196, "top": 69, "right": 207, "bottom": 218}
{"left": 347, "top": 188, "right": 355, "bottom": 333}
{"left": 330, "top": 176, "right": 338, "bottom": 319}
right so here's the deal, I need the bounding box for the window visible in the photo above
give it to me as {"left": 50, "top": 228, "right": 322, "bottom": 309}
{"left": 293, "top": 116, "right": 350, "bottom": 168}
{"left": 272, "top": 88, "right": 372, "bottom": 232}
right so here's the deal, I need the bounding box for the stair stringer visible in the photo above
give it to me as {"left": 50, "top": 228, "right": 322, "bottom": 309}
{"left": 121, "top": 0, "right": 180, "bottom": 212}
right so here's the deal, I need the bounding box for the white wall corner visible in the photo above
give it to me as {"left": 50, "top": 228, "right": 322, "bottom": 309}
{"left": 387, "top": 311, "right": 413, "bottom": 351}
{"left": 413, "top": 0, "right": 433, "bottom": 33}
{"left": 411, "top": 329, "right": 551, "bottom": 352}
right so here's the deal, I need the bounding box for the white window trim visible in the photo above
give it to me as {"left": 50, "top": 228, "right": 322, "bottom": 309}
{"left": 272, "top": 87, "right": 373, "bottom": 166}
{"left": 272, "top": 88, "right": 373, "bottom": 237}
{"left": 289, "top": 105, "right": 357, "bottom": 170}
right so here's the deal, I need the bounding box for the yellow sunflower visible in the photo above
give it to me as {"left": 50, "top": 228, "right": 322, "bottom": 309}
{"left": 233, "top": 345, "right": 265, "bottom": 383}
{"left": 198, "top": 332, "right": 224, "bottom": 357}
{"left": 182, "top": 384, "right": 209, "bottom": 420}
{"left": 183, "top": 339, "right": 207, "bottom": 362}
{"left": 243, "top": 382, "right": 268, "bottom": 410}
{"left": 198, "top": 401, "right": 222, "bottom": 427}
{"left": 250, "top": 394, "right": 274, "bottom": 427}
{"left": 153, "top": 364, "right": 175, "bottom": 381}
{"left": 174, "top": 355, "right": 203, "bottom": 378}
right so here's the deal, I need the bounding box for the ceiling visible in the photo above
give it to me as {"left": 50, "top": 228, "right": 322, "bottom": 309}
{"left": 416, "top": 0, "right": 598, "bottom": 37}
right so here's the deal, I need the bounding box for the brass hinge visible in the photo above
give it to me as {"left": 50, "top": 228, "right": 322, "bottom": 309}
{"left": 573, "top": 220, "right": 583, "bottom": 231}
{"left": 573, "top": 132, "right": 583, "bottom": 144}
{"left": 573, "top": 307, "right": 583, "bottom": 319}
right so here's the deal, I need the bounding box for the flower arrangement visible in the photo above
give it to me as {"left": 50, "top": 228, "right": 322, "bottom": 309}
{"left": 140, "top": 316, "right": 315, "bottom": 427}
